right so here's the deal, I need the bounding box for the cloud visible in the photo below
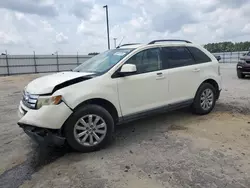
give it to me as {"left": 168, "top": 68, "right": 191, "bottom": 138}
{"left": 71, "top": 0, "right": 94, "bottom": 19}
{"left": 0, "top": 31, "right": 23, "bottom": 45}
{"left": 0, "top": 0, "right": 58, "bottom": 17}
{"left": 152, "top": 12, "right": 196, "bottom": 33}
{"left": 218, "top": 0, "right": 249, "bottom": 8}
{"left": 56, "top": 32, "right": 69, "bottom": 44}
{"left": 77, "top": 4, "right": 105, "bottom": 36}
{"left": 201, "top": 0, "right": 249, "bottom": 13}
{"left": 122, "top": 0, "right": 199, "bottom": 33}
{"left": 0, "top": 0, "right": 250, "bottom": 54}
{"left": 242, "top": 24, "right": 250, "bottom": 33}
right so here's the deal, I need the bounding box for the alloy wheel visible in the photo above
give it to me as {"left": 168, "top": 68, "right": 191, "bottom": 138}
{"left": 73, "top": 114, "right": 107, "bottom": 146}
{"left": 200, "top": 88, "right": 214, "bottom": 111}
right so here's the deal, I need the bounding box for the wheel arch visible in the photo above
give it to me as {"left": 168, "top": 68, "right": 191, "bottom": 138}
{"left": 61, "top": 98, "right": 119, "bottom": 137}
{"left": 196, "top": 79, "right": 220, "bottom": 99}
{"left": 73, "top": 98, "right": 119, "bottom": 124}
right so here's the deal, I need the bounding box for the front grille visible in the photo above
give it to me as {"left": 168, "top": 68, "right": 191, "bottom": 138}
{"left": 22, "top": 91, "right": 38, "bottom": 109}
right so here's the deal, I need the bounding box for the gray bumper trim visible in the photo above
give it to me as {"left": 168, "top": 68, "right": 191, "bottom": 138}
{"left": 18, "top": 123, "right": 65, "bottom": 146}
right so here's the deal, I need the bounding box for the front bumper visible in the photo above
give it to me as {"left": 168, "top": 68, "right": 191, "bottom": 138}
{"left": 237, "top": 64, "right": 250, "bottom": 74}
{"left": 18, "top": 100, "right": 72, "bottom": 146}
{"left": 18, "top": 123, "right": 65, "bottom": 146}
{"left": 18, "top": 100, "right": 72, "bottom": 129}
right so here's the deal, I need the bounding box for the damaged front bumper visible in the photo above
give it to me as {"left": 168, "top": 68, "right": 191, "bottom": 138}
{"left": 17, "top": 99, "right": 73, "bottom": 146}
{"left": 18, "top": 123, "right": 65, "bottom": 146}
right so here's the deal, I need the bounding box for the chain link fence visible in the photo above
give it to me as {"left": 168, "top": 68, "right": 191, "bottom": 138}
{"left": 0, "top": 54, "right": 92, "bottom": 76}
{"left": 213, "top": 51, "right": 248, "bottom": 64}
{"left": 0, "top": 51, "right": 248, "bottom": 76}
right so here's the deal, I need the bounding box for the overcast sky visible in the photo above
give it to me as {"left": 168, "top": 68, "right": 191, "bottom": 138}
{"left": 0, "top": 0, "right": 250, "bottom": 54}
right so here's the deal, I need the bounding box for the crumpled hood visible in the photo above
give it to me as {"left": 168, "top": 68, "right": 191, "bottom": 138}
{"left": 26, "top": 72, "right": 95, "bottom": 94}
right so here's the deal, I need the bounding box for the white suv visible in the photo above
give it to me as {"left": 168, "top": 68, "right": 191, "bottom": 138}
{"left": 18, "top": 40, "right": 222, "bottom": 152}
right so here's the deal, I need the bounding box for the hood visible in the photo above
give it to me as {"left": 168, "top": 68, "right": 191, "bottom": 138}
{"left": 241, "top": 56, "right": 250, "bottom": 61}
{"left": 26, "top": 72, "right": 95, "bottom": 94}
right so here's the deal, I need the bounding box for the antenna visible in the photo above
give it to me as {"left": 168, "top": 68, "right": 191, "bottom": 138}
{"left": 117, "top": 36, "right": 125, "bottom": 47}
{"left": 113, "top": 38, "right": 117, "bottom": 48}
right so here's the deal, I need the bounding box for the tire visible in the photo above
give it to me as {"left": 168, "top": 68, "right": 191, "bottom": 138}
{"left": 192, "top": 83, "right": 216, "bottom": 115}
{"left": 237, "top": 71, "right": 245, "bottom": 79}
{"left": 64, "top": 104, "right": 114, "bottom": 152}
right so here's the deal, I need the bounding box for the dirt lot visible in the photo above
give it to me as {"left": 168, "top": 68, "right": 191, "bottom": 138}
{"left": 0, "top": 64, "right": 250, "bottom": 188}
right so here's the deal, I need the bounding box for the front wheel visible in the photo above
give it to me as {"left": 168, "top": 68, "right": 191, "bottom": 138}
{"left": 237, "top": 71, "right": 245, "bottom": 79}
{"left": 64, "top": 104, "right": 114, "bottom": 152}
{"left": 192, "top": 83, "right": 216, "bottom": 115}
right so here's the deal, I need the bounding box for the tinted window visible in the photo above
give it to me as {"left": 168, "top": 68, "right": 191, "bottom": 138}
{"left": 187, "top": 47, "right": 211, "bottom": 63}
{"left": 161, "top": 47, "right": 195, "bottom": 69}
{"left": 73, "top": 48, "right": 134, "bottom": 73}
{"left": 126, "top": 48, "right": 161, "bottom": 74}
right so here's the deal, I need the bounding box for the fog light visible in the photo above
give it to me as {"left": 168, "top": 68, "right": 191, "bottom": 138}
{"left": 238, "top": 66, "right": 242, "bottom": 68}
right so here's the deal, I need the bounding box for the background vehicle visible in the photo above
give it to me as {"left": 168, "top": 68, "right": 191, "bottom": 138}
{"left": 18, "top": 39, "right": 222, "bottom": 152}
{"left": 237, "top": 51, "right": 250, "bottom": 78}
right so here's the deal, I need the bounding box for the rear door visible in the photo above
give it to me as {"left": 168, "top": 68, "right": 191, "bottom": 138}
{"left": 186, "top": 46, "right": 215, "bottom": 78}
{"left": 161, "top": 46, "right": 200, "bottom": 104}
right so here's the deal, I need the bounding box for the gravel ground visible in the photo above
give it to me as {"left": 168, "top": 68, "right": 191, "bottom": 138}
{"left": 0, "top": 64, "right": 249, "bottom": 188}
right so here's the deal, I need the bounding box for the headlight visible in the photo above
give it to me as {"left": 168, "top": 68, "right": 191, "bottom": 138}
{"left": 36, "top": 95, "right": 62, "bottom": 109}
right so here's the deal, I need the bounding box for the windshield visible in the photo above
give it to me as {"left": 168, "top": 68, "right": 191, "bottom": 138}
{"left": 73, "top": 48, "right": 134, "bottom": 73}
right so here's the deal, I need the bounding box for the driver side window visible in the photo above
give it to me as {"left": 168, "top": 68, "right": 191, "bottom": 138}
{"left": 125, "top": 48, "right": 161, "bottom": 74}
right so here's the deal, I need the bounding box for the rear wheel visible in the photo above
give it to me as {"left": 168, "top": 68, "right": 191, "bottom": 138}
{"left": 64, "top": 104, "right": 114, "bottom": 152}
{"left": 192, "top": 83, "right": 216, "bottom": 115}
{"left": 237, "top": 71, "right": 245, "bottom": 79}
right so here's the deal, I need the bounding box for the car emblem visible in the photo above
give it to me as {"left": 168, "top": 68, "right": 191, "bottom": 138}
{"left": 24, "top": 91, "right": 29, "bottom": 101}
{"left": 25, "top": 95, "right": 29, "bottom": 101}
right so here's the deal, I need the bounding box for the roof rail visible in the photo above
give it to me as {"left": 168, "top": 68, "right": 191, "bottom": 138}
{"left": 116, "top": 43, "right": 141, "bottom": 48}
{"left": 148, "top": 39, "right": 192, "bottom": 44}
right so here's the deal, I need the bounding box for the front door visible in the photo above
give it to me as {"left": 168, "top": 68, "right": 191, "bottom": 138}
{"left": 116, "top": 48, "right": 169, "bottom": 116}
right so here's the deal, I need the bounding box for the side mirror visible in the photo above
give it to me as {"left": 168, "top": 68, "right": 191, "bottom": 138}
{"left": 120, "top": 64, "right": 137, "bottom": 74}
{"left": 214, "top": 55, "right": 221, "bottom": 61}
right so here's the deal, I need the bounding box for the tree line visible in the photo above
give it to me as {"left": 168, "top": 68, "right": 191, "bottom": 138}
{"left": 204, "top": 41, "right": 250, "bottom": 53}
{"left": 87, "top": 41, "right": 250, "bottom": 54}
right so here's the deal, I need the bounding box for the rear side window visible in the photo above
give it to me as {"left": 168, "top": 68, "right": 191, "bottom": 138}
{"left": 187, "top": 47, "right": 211, "bottom": 63}
{"left": 161, "top": 47, "right": 195, "bottom": 69}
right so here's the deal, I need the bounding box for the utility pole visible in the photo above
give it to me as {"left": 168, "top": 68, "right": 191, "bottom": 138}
{"left": 103, "top": 5, "right": 110, "bottom": 50}
{"left": 113, "top": 38, "right": 117, "bottom": 48}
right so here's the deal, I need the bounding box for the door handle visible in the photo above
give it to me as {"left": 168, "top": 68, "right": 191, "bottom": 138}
{"left": 193, "top": 68, "right": 200, "bottom": 72}
{"left": 156, "top": 72, "right": 165, "bottom": 80}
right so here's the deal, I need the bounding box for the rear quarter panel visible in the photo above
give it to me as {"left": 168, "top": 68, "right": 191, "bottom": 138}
{"left": 199, "top": 61, "right": 222, "bottom": 90}
{"left": 195, "top": 45, "right": 222, "bottom": 91}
